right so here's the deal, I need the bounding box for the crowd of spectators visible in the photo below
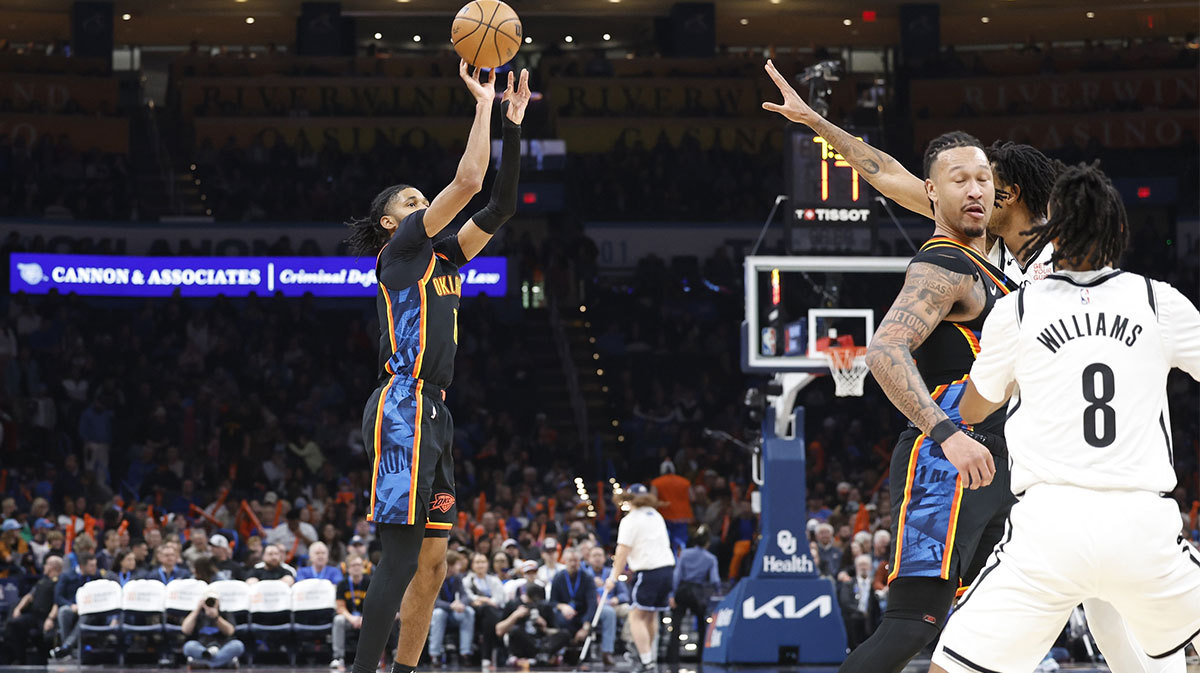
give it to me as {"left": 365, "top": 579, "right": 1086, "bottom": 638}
{"left": 0, "top": 135, "right": 134, "bottom": 221}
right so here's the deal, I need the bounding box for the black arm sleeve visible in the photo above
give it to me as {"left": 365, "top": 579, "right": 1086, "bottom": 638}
{"left": 471, "top": 102, "right": 521, "bottom": 234}
{"left": 433, "top": 235, "right": 470, "bottom": 267}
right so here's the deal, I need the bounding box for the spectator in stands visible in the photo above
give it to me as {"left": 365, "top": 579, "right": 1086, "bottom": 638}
{"left": 814, "top": 523, "right": 842, "bottom": 578}
{"left": 63, "top": 532, "right": 95, "bottom": 571}
{"left": 266, "top": 507, "right": 317, "bottom": 560}
{"left": 295, "top": 541, "right": 343, "bottom": 583}
{"left": 1, "top": 555, "right": 63, "bottom": 664}
{"left": 28, "top": 519, "right": 57, "bottom": 569}
{"left": 491, "top": 550, "right": 513, "bottom": 581}
{"left": 245, "top": 543, "right": 296, "bottom": 585}
{"left": 536, "top": 538, "right": 563, "bottom": 587}
{"left": 0, "top": 519, "right": 28, "bottom": 574}
{"left": 650, "top": 463, "right": 694, "bottom": 554}
{"left": 549, "top": 547, "right": 613, "bottom": 664}
{"left": 181, "top": 588, "right": 243, "bottom": 669}
{"left": 495, "top": 583, "right": 569, "bottom": 665}
{"left": 429, "top": 550, "right": 475, "bottom": 665}
{"left": 667, "top": 528, "right": 719, "bottom": 662}
{"left": 208, "top": 535, "right": 244, "bottom": 581}
{"left": 112, "top": 550, "right": 138, "bottom": 586}
{"left": 50, "top": 552, "right": 105, "bottom": 660}
{"left": 870, "top": 529, "right": 891, "bottom": 575}
{"left": 463, "top": 552, "right": 506, "bottom": 666}
{"left": 330, "top": 553, "right": 369, "bottom": 671}
{"left": 77, "top": 396, "right": 113, "bottom": 484}
{"left": 130, "top": 538, "right": 150, "bottom": 571}
{"left": 183, "top": 525, "right": 212, "bottom": 566}
{"left": 95, "top": 529, "right": 120, "bottom": 571}
{"left": 141, "top": 543, "right": 191, "bottom": 583}
{"left": 837, "top": 554, "right": 881, "bottom": 648}
{"left": 339, "top": 536, "right": 372, "bottom": 577}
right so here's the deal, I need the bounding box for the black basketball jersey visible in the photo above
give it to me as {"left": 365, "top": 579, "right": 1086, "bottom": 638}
{"left": 910, "top": 236, "right": 1019, "bottom": 433}
{"left": 375, "top": 209, "right": 468, "bottom": 390}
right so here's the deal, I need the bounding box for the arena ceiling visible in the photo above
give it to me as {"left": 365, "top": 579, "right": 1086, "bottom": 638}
{"left": 0, "top": 0, "right": 1195, "bottom": 47}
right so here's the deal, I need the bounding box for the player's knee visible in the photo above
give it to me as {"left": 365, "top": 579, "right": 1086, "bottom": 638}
{"left": 418, "top": 557, "right": 447, "bottom": 586}
{"left": 883, "top": 615, "right": 943, "bottom": 655}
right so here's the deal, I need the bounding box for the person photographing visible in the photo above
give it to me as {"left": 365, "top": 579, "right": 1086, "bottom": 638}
{"left": 182, "top": 589, "right": 243, "bottom": 669}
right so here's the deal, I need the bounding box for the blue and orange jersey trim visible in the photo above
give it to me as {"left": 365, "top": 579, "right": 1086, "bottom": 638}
{"left": 921, "top": 236, "right": 1016, "bottom": 294}
{"left": 889, "top": 432, "right": 926, "bottom": 583}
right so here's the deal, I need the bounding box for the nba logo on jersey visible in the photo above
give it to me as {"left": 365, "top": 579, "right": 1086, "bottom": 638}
{"left": 1080, "top": 289, "right": 1091, "bottom": 305}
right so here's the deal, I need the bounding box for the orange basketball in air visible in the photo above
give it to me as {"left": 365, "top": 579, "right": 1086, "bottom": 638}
{"left": 452, "top": 0, "right": 522, "bottom": 70}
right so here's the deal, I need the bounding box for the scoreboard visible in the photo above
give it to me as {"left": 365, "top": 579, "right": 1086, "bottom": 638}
{"left": 785, "top": 128, "right": 877, "bottom": 253}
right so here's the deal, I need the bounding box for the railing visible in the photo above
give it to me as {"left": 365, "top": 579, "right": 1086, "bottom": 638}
{"left": 548, "top": 298, "right": 589, "bottom": 457}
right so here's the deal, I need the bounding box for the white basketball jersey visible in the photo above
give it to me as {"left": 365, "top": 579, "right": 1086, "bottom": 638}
{"left": 988, "top": 239, "right": 1054, "bottom": 286}
{"left": 969, "top": 268, "right": 1200, "bottom": 495}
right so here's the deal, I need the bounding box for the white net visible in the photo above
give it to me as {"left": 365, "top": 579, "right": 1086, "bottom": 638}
{"left": 823, "top": 346, "right": 869, "bottom": 397}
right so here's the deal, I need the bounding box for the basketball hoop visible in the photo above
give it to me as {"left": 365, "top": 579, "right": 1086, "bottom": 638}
{"left": 822, "top": 346, "right": 869, "bottom": 397}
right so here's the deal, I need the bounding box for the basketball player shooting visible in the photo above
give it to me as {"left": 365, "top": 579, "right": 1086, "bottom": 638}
{"left": 930, "top": 163, "right": 1200, "bottom": 673}
{"left": 763, "top": 59, "right": 1187, "bottom": 673}
{"left": 341, "top": 61, "right": 530, "bottom": 673}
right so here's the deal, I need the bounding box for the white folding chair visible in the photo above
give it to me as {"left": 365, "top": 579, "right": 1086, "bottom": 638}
{"left": 164, "top": 578, "right": 208, "bottom": 637}
{"left": 248, "top": 580, "right": 293, "bottom": 664}
{"left": 210, "top": 579, "right": 251, "bottom": 634}
{"left": 291, "top": 579, "right": 336, "bottom": 662}
{"left": 75, "top": 579, "right": 122, "bottom": 664}
{"left": 121, "top": 580, "right": 167, "bottom": 664}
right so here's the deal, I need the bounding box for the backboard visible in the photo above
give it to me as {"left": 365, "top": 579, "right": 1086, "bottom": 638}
{"left": 741, "top": 255, "right": 910, "bottom": 375}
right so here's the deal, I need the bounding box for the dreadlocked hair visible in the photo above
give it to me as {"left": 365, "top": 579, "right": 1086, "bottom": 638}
{"left": 1020, "top": 161, "right": 1128, "bottom": 269}
{"left": 922, "top": 130, "right": 984, "bottom": 178}
{"left": 343, "top": 184, "right": 412, "bottom": 257}
{"left": 986, "top": 141, "right": 1059, "bottom": 219}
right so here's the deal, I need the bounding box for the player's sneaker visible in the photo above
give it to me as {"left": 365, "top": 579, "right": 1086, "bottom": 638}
{"left": 329, "top": 658, "right": 344, "bottom": 670}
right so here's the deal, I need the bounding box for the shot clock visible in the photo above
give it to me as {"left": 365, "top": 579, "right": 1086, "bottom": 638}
{"left": 784, "top": 127, "right": 878, "bottom": 253}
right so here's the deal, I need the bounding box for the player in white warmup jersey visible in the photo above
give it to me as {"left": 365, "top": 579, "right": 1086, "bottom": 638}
{"left": 928, "top": 162, "right": 1200, "bottom": 673}
{"left": 761, "top": 60, "right": 1188, "bottom": 673}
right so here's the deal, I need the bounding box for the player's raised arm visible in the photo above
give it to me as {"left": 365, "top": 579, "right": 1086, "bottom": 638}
{"left": 761, "top": 59, "right": 931, "bottom": 218}
{"left": 422, "top": 60, "right": 497, "bottom": 238}
{"left": 866, "top": 262, "right": 996, "bottom": 488}
{"left": 455, "top": 68, "right": 530, "bottom": 261}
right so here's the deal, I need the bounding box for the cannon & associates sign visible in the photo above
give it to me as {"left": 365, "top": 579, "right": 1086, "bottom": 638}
{"left": 9, "top": 254, "right": 506, "bottom": 299}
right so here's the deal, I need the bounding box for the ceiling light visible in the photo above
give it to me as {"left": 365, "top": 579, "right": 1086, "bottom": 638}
{"left": 524, "top": 36, "right": 531, "bottom": 43}
{"left": 602, "top": 33, "right": 611, "bottom": 41}
{"left": 843, "top": 18, "right": 852, "bottom": 25}
{"left": 245, "top": 16, "right": 255, "bottom": 23}
{"left": 413, "top": 35, "right": 421, "bottom": 42}
{"left": 121, "top": 13, "right": 131, "bottom": 20}
{"left": 980, "top": 16, "right": 990, "bottom": 23}
{"left": 397, "top": 0, "right": 410, "bottom": 3}
{"left": 739, "top": 18, "right": 749, "bottom": 25}
{"left": 235, "top": 0, "right": 247, "bottom": 3}
{"left": 769, "top": 0, "right": 781, "bottom": 4}
{"left": 374, "top": 32, "right": 382, "bottom": 39}
{"left": 564, "top": 35, "right": 573, "bottom": 43}
{"left": 1086, "top": 11, "right": 1095, "bottom": 18}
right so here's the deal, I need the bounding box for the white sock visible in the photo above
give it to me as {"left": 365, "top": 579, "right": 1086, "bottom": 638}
{"left": 639, "top": 652, "right": 653, "bottom": 665}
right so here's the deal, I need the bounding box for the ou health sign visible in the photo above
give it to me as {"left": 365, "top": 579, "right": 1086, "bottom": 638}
{"left": 9, "top": 253, "right": 506, "bottom": 298}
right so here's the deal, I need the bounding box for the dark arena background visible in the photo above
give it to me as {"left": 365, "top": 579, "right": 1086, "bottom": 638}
{"left": 0, "top": 1, "right": 1197, "bottom": 672}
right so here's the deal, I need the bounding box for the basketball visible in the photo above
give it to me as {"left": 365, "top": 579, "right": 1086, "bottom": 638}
{"left": 452, "top": 0, "right": 522, "bottom": 70}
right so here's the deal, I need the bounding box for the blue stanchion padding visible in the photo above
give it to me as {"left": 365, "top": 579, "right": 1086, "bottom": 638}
{"left": 702, "top": 407, "right": 847, "bottom": 665}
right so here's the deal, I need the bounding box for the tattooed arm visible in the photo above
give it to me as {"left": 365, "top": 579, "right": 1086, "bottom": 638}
{"left": 865, "top": 261, "right": 997, "bottom": 488}
{"left": 761, "top": 60, "right": 930, "bottom": 218}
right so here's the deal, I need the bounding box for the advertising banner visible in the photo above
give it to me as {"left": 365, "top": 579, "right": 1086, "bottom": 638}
{"left": 178, "top": 77, "right": 478, "bottom": 118}
{"left": 548, "top": 78, "right": 767, "bottom": 118}
{"left": 10, "top": 253, "right": 506, "bottom": 298}
{"left": 0, "top": 114, "right": 129, "bottom": 153}
{"left": 913, "top": 109, "right": 1197, "bottom": 152}
{"left": 557, "top": 118, "right": 784, "bottom": 153}
{"left": 192, "top": 117, "right": 469, "bottom": 151}
{"left": 0, "top": 74, "right": 119, "bottom": 114}
{"left": 911, "top": 69, "right": 1197, "bottom": 118}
